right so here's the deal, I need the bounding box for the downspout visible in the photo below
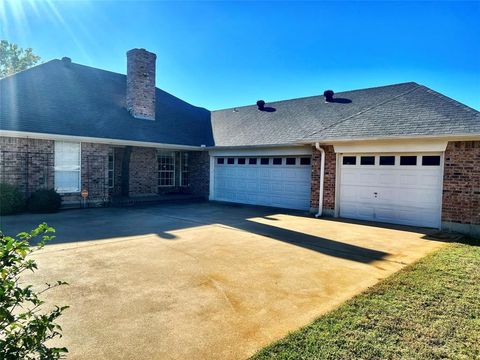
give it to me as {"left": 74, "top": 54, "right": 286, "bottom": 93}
{"left": 315, "top": 142, "right": 325, "bottom": 218}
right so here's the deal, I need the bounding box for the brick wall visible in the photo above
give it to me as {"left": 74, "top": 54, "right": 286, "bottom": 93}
{"left": 189, "top": 151, "right": 210, "bottom": 198}
{"left": 129, "top": 147, "right": 158, "bottom": 196}
{"left": 310, "top": 145, "right": 336, "bottom": 213}
{"left": 0, "top": 137, "right": 54, "bottom": 195}
{"left": 442, "top": 141, "right": 480, "bottom": 228}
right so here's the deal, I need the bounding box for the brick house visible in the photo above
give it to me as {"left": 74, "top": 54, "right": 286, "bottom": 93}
{"left": 1, "top": 49, "right": 479, "bottom": 236}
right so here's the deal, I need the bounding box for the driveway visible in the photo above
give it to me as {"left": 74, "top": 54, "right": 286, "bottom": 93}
{"left": 1, "top": 202, "right": 446, "bottom": 360}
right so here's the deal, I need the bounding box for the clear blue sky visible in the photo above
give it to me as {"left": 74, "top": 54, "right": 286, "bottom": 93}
{"left": 1, "top": 1, "right": 479, "bottom": 110}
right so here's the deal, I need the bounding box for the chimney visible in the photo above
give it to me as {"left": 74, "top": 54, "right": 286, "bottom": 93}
{"left": 126, "top": 48, "right": 156, "bottom": 120}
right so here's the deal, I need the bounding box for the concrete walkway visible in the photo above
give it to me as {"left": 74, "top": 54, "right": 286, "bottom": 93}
{"left": 1, "top": 203, "right": 446, "bottom": 359}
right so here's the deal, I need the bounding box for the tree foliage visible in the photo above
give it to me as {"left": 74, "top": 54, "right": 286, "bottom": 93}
{"left": 0, "top": 224, "right": 68, "bottom": 359}
{"left": 0, "top": 40, "right": 41, "bottom": 78}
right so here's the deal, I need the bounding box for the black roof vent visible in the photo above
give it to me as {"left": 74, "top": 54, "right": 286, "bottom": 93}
{"left": 256, "top": 100, "right": 265, "bottom": 111}
{"left": 324, "top": 90, "right": 334, "bottom": 103}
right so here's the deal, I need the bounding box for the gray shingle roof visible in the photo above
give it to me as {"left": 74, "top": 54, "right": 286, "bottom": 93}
{"left": 0, "top": 60, "right": 213, "bottom": 147}
{"left": 2, "top": 60, "right": 478, "bottom": 148}
{"left": 211, "top": 82, "right": 480, "bottom": 146}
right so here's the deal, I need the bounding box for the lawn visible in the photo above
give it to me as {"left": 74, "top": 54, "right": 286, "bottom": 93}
{"left": 253, "top": 240, "right": 480, "bottom": 360}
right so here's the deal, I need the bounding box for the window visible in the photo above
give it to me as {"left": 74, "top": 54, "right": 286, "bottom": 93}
{"left": 361, "top": 156, "right": 375, "bottom": 165}
{"left": 238, "top": 158, "right": 246, "bottom": 165}
{"left": 400, "top": 156, "right": 417, "bottom": 166}
{"left": 108, "top": 148, "right": 114, "bottom": 188}
{"left": 343, "top": 156, "right": 356, "bottom": 165}
{"left": 158, "top": 151, "right": 175, "bottom": 186}
{"left": 300, "top": 157, "right": 311, "bottom": 165}
{"left": 286, "top": 158, "right": 296, "bottom": 165}
{"left": 422, "top": 156, "right": 441, "bottom": 166}
{"left": 260, "top": 158, "right": 269, "bottom": 165}
{"left": 54, "top": 141, "right": 81, "bottom": 193}
{"left": 217, "top": 158, "right": 224, "bottom": 165}
{"left": 248, "top": 158, "right": 257, "bottom": 165}
{"left": 181, "top": 153, "right": 189, "bottom": 186}
{"left": 227, "top": 158, "right": 235, "bottom": 165}
{"left": 380, "top": 156, "right": 395, "bottom": 166}
{"left": 273, "top": 158, "right": 282, "bottom": 165}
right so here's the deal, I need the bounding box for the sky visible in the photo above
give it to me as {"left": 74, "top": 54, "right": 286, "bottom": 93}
{"left": 1, "top": 0, "right": 479, "bottom": 110}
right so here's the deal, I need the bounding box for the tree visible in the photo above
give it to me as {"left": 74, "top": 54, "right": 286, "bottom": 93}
{"left": 0, "top": 40, "right": 41, "bottom": 78}
{"left": 0, "top": 223, "right": 68, "bottom": 359}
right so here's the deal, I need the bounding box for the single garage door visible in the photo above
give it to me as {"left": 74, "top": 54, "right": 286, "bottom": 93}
{"left": 213, "top": 156, "right": 312, "bottom": 210}
{"left": 339, "top": 153, "right": 443, "bottom": 228}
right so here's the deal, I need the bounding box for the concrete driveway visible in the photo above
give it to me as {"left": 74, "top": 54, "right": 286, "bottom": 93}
{"left": 1, "top": 202, "right": 446, "bottom": 360}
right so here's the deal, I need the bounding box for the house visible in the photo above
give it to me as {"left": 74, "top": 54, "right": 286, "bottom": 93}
{"left": 1, "top": 48, "right": 479, "bottom": 236}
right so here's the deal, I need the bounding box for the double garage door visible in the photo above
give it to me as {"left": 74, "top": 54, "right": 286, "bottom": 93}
{"left": 213, "top": 156, "right": 312, "bottom": 210}
{"left": 339, "top": 153, "right": 443, "bottom": 228}
{"left": 212, "top": 152, "right": 443, "bottom": 228}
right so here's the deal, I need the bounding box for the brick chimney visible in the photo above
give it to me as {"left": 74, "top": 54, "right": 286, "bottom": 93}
{"left": 126, "top": 48, "right": 156, "bottom": 120}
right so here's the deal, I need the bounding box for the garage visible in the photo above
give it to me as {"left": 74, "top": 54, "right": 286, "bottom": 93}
{"left": 212, "top": 156, "right": 312, "bottom": 210}
{"left": 339, "top": 153, "right": 443, "bottom": 228}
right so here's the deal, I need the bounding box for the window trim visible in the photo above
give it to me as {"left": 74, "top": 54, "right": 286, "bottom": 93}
{"left": 108, "top": 148, "right": 115, "bottom": 189}
{"left": 54, "top": 141, "right": 81, "bottom": 194}
{"left": 379, "top": 155, "right": 395, "bottom": 166}
{"left": 342, "top": 156, "right": 357, "bottom": 165}
{"left": 422, "top": 155, "right": 441, "bottom": 166}
{"left": 158, "top": 151, "right": 176, "bottom": 187}
{"left": 272, "top": 157, "right": 282, "bottom": 165}
{"left": 285, "top": 158, "right": 296, "bottom": 165}
{"left": 360, "top": 156, "right": 375, "bottom": 166}
{"left": 400, "top": 155, "right": 417, "bottom": 166}
{"left": 300, "top": 157, "right": 311, "bottom": 166}
{"left": 180, "top": 152, "right": 189, "bottom": 187}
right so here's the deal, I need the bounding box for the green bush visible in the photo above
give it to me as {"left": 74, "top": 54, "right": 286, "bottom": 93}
{"left": 28, "top": 189, "right": 62, "bottom": 213}
{"left": 0, "top": 183, "right": 25, "bottom": 215}
{"left": 0, "top": 223, "right": 68, "bottom": 359}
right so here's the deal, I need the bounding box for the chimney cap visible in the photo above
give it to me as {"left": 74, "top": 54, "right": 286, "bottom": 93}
{"left": 324, "top": 90, "right": 334, "bottom": 102}
{"left": 256, "top": 100, "right": 266, "bottom": 110}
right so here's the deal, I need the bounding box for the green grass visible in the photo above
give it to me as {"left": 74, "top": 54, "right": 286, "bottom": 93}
{"left": 253, "top": 241, "right": 480, "bottom": 360}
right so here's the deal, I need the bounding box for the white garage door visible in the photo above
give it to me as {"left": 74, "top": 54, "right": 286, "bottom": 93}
{"left": 213, "top": 156, "right": 312, "bottom": 210}
{"left": 339, "top": 153, "right": 443, "bottom": 228}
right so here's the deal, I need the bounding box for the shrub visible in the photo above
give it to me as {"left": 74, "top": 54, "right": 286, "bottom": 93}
{"left": 0, "top": 183, "right": 25, "bottom": 215}
{"left": 0, "top": 223, "right": 68, "bottom": 359}
{"left": 28, "top": 189, "right": 62, "bottom": 213}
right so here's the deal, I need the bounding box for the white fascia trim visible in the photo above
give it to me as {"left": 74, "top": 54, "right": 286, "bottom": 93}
{"left": 205, "top": 143, "right": 308, "bottom": 150}
{"left": 333, "top": 139, "right": 449, "bottom": 153}
{"left": 209, "top": 145, "right": 312, "bottom": 157}
{"left": 0, "top": 130, "right": 203, "bottom": 151}
{"left": 312, "top": 133, "right": 480, "bottom": 144}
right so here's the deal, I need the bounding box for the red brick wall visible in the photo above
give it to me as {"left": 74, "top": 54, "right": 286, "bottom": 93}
{"left": 129, "top": 147, "right": 158, "bottom": 196}
{"left": 442, "top": 141, "right": 480, "bottom": 226}
{"left": 310, "top": 145, "right": 336, "bottom": 212}
{"left": 0, "top": 137, "right": 54, "bottom": 195}
{"left": 189, "top": 151, "right": 210, "bottom": 198}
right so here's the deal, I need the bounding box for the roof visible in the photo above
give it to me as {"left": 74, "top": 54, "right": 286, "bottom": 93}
{"left": 1, "top": 60, "right": 479, "bottom": 148}
{"left": 0, "top": 60, "right": 213, "bottom": 147}
{"left": 211, "top": 82, "right": 480, "bottom": 146}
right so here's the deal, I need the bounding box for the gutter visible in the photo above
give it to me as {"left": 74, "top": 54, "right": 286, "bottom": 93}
{"left": 314, "top": 142, "right": 325, "bottom": 218}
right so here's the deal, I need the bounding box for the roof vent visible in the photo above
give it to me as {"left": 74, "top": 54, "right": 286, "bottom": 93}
{"left": 324, "top": 90, "right": 334, "bottom": 103}
{"left": 61, "top": 57, "right": 72, "bottom": 66}
{"left": 256, "top": 100, "right": 265, "bottom": 111}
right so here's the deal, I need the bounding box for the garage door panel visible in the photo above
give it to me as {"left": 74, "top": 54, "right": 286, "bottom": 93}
{"left": 340, "top": 153, "right": 442, "bottom": 228}
{"left": 213, "top": 157, "right": 311, "bottom": 210}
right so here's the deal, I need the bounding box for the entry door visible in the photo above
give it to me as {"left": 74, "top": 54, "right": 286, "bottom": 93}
{"left": 339, "top": 154, "right": 443, "bottom": 228}
{"left": 213, "top": 156, "right": 311, "bottom": 210}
